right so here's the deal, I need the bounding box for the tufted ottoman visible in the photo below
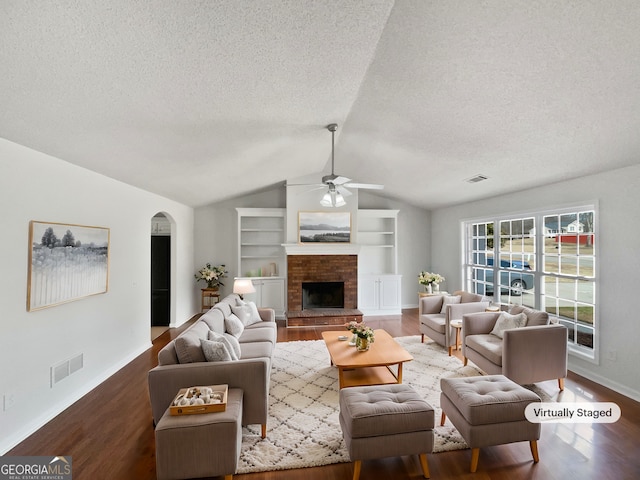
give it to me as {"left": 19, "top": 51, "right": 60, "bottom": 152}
{"left": 339, "top": 384, "right": 434, "bottom": 480}
{"left": 440, "top": 375, "right": 541, "bottom": 473}
{"left": 155, "top": 388, "right": 243, "bottom": 480}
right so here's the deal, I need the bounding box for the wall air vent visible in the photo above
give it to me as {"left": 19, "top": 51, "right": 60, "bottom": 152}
{"left": 466, "top": 174, "right": 488, "bottom": 184}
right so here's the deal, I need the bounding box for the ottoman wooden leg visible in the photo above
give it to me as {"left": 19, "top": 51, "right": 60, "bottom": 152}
{"left": 352, "top": 460, "right": 362, "bottom": 480}
{"left": 419, "top": 453, "right": 430, "bottom": 478}
{"left": 261, "top": 424, "right": 267, "bottom": 439}
{"left": 440, "top": 411, "right": 446, "bottom": 426}
{"left": 530, "top": 440, "right": 540, "bottom": 463}
{"left": 224, "top": 476, "right": 233, "bottom": 480}
{"left": 470, "top": 448, "right": 480, "bottom": 473}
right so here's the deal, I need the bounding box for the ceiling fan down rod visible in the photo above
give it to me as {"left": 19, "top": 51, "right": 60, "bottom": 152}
{"left": 327, "top": 123, "right": 338, "bottom": 177}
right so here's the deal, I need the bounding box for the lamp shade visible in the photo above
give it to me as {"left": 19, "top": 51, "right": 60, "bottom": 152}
{"left": 233, "top": 278, "right": 256, "bottom": 296}
{"left": 320, "top": 189, "right": 346, "bottom": 207}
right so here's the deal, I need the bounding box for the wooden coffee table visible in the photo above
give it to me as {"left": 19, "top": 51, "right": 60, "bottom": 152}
{"left": 322, "top": 329, "right": 414, "bottom": 389}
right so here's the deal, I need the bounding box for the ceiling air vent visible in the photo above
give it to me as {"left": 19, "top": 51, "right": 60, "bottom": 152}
{"left": 466, "top": 174, "right": 488, "bottom": 184}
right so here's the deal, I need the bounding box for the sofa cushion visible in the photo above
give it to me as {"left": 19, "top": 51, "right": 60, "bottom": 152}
{"left": 440, "top": 295, "right": 461, "bottom": 314}
{"left": 199, "top": 308, "right": 225, "bottom": 334}
{"left": 224, "top": 313, "right": 245, "bottom": 338}
{"left": 490, "top": 312, "right": 528, "bottom": 338}
{"left": 174, "top": 321, "right": 210, "bottom": 364}
{"left": 231, "top": 301, "right": 262, "bottom": 327}
{"left": 201, "top": 338, "right": 233, "bottom": 362}
{"left": 239, "top": 326, "right": 276, "bottom": 345}
{"left": 466, "top": 334, "right": 503, "bottom": 366}
{"left": 208, "top": 330, "right": 240, "bottom": 360}
{"left": 457, "top": 291, "right": 486, "bottom": 304}
{"left": 420, "top": 313, "right": 446, "bottom": 334}
{"left": 239, "top": 341, "right": 273, "bottom": 360}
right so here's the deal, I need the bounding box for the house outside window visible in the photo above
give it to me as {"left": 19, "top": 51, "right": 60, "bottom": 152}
{"left": 464, "top": 205, "right": 597, "bottom": 360}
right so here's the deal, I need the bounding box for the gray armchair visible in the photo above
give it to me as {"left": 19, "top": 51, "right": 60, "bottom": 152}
{"left": 419, "top": 290, "right": 490, "bottom": 355}
{"left": 461, "top": 306, "right": 568, "bottom": 390}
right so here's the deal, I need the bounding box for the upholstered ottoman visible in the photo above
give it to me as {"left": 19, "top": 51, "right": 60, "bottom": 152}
{"left": 155, "top": 388, "right": 243, "bottom": 480}
{"left": 339, "top": 384, "right": 434, "bottom": 480}
{"left": 440, "top": 375, "right": 541, "bottom": 472}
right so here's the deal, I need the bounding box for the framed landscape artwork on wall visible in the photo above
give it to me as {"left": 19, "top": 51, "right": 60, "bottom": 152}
{"left": 299, "top": 211, "right": 351, "bottom": 243}
{"left": 27, "top": 221, "right": 110, "bottom": 311}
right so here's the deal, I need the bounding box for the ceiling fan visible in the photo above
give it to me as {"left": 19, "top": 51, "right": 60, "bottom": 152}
{"left": 295, "top": 123, "right": 384, "bottom": 207}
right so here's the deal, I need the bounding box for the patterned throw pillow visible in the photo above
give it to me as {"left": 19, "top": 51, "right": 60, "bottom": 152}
{"left": 231, "top": 300, "right": 263, "bottom": 326}
{"left": 224, "top": 313, "right": 245, "bottom": 338}
{"left": 208, "top": 330, "right": 240, "bottom": 360}
{"left": 490, "top": 312, "right": 528, "bottom": 338}
{"left": 200, "top": 338, "right": 232, "bottom": 362}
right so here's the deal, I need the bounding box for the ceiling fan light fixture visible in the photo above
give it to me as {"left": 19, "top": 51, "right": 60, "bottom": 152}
{"left": 321, "top": 188, "right": 346, "bottom": 208}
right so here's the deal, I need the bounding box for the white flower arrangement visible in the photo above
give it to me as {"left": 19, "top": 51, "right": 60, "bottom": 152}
{"left": 418, "top": 271, "right": 445, "bottom": 286}
{"left": 195, "top": 263, "right": 228, "bottom": 289}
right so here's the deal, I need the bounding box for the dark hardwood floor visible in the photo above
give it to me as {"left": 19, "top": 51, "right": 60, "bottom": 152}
{"left": 8, "top": 309, "right": 640, "bottom": 479}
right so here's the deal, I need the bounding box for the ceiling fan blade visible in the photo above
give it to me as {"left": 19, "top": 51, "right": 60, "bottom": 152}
{"left": 343, "top": 182, "right": 384, "bottom": 190}
{"left": 336, "top": 186, "right": 352, "bottom": 197}
{"left": 331, "top": 175, "right": 352, "bottom": 185}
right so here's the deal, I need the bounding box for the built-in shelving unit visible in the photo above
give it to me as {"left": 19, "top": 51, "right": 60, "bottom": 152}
{"left": 236, "top": 208, "right": 286, "bottom": 318}
{"left": 357, "top": 209, "right": 401, "bottom": 315}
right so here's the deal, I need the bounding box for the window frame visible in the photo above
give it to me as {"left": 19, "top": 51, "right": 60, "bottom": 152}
{"left": 462, "top": 203, "right": 599, "bottom": 362}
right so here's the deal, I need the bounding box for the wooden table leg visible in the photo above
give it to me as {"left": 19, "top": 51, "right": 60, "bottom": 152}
{"left": 396, "top": 362, "right": 403, "bottom": 383}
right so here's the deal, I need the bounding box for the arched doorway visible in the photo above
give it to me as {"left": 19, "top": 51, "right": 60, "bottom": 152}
{"left": 151, "top": 213, "right": 172, "bottom": 332}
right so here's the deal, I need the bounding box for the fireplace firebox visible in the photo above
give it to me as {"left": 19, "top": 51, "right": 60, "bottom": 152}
{"left": 302, "top": 282, "right": 344, "bottom": 309}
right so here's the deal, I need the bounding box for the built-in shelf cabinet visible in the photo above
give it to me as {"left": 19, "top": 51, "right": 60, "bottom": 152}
{"left": 236, "top": 208, "right": 286, "bottom": 319}
{"left": 357, "top": 209, "right": 402, "bottom": 315}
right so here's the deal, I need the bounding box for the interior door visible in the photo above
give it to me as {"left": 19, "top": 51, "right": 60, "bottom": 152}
{"left": 151, "top": 235, "right": 170, "bottom": 326}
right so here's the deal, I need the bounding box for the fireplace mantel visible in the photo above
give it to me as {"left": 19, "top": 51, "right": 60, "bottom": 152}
{"left": 282, "top": 243, "right": 361, "bottom": 255}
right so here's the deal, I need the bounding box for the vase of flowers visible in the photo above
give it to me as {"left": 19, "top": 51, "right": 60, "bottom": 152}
{"left": 346, "top": 321, "right": 375, "bottom": 352}
{"left": 195, "top": 263, "right": 228, "bottom": 289}
{"left": 419, "top": 271, "right": 445, "bottom": 294}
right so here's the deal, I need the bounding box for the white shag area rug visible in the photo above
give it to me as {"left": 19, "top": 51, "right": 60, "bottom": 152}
{"left": 237, "top": 335, "right": 485, "bottom": 474}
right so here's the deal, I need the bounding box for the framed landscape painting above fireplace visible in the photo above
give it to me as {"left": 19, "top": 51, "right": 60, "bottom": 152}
{"left": 298, "top": 211, "right": 351, "bottom": 243}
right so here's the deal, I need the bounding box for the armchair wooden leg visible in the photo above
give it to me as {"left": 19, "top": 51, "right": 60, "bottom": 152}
{"left": 440, "top": 411, "right": 446, "bottom": 426}
{"left": 463, "top": 357, "right": 468, "bottom": 366}
{"left": 352, "top": 460, "right": 362, "bottom": 480}
{"left": 419, "top": 453, "right": 430, "bottom": 478}
{"left": 448, "top": 346, "right": 453, "bottom": 356}
{"left": 261, "top": 424, "right": 267, "bottom": 439}
{"left": 470, "top": 448, "right": 480, "bottom": 473}
{"left": 224, "top": 475, "right": 233, "bottom": 480}
{"left": 558, "top": 378, "right": 565, "bottom": 391}
{"left": 421, "top": 334, "right": 425, "bottom": 343}
{"left": 530, "top": 440, "right": 540, "bottom": 463}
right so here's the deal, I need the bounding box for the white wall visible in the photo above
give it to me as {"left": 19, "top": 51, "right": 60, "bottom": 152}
{"left": 430, "top": 164, "right": 640, "bottom": 401}
{"left": 0, "top": 139, "right": 196, "bottom": 454}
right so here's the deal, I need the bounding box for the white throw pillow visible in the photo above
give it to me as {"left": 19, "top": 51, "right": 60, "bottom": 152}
{"left": 490, "top": 312, "right": 528, "bottom": 338}
{"left": 231, "top": 301, "right": 262, "bottom": 327}
{"left": 208, "top": 330, "right": 240, "bottom": 360}
{"left": 224, "top": 313, "right": 245, "bottom": 338}
{"left": 440, "top": 295, "right": 462, "bottom": 314}
{"left": 200, "top": 338, "right": 232, "bottom": 362}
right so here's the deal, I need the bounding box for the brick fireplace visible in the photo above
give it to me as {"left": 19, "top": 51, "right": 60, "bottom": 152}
{"left": 286, "top": 254, "right": 362, "bottom": 326}
{"left": 287, "top": 254, "right": 357, "bottom": 309}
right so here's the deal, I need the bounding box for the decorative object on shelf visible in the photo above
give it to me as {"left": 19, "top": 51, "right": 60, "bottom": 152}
{"left": 195, "top": 263, "right": 228, "bottom": 289}
{"left": 27, "top": 220, "right": 110, "bottom": 311}
{"left": 419, "top": 271, "right": 445, "bottom": 294}
{"left": 346, "top": 320, "right": 375, "bottom": 352}
{"left": 233, "top": 278, "right": 256, "bottom": 299}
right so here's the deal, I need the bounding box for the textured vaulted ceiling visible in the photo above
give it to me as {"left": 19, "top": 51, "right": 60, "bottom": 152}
{"left": 2, "top": 1, "right": 640, "bottom": 208}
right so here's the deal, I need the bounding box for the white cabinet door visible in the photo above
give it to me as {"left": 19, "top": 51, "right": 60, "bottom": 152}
{"left": 379, "top": 275, "right": 401, "bottom": 312}
{"left": 357, "top": 275, "right": 379, "bottom": 312}
{"left": 358, "top": 275, "right": 401, "bottom": 315}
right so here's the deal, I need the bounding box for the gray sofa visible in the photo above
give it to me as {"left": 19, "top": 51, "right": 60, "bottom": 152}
{"left": 461, "top": 305, "right": 568, "bottom": 390}
{"left": 419, "top": 290, "right": 490, "bottom": 355}
{"left": 148, "top": 293, "right": 276, "bottom": 438}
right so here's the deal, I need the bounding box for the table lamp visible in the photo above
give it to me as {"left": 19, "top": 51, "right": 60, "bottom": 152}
{"left": 233, "top": 278, "right": 256, "bottom": 300}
